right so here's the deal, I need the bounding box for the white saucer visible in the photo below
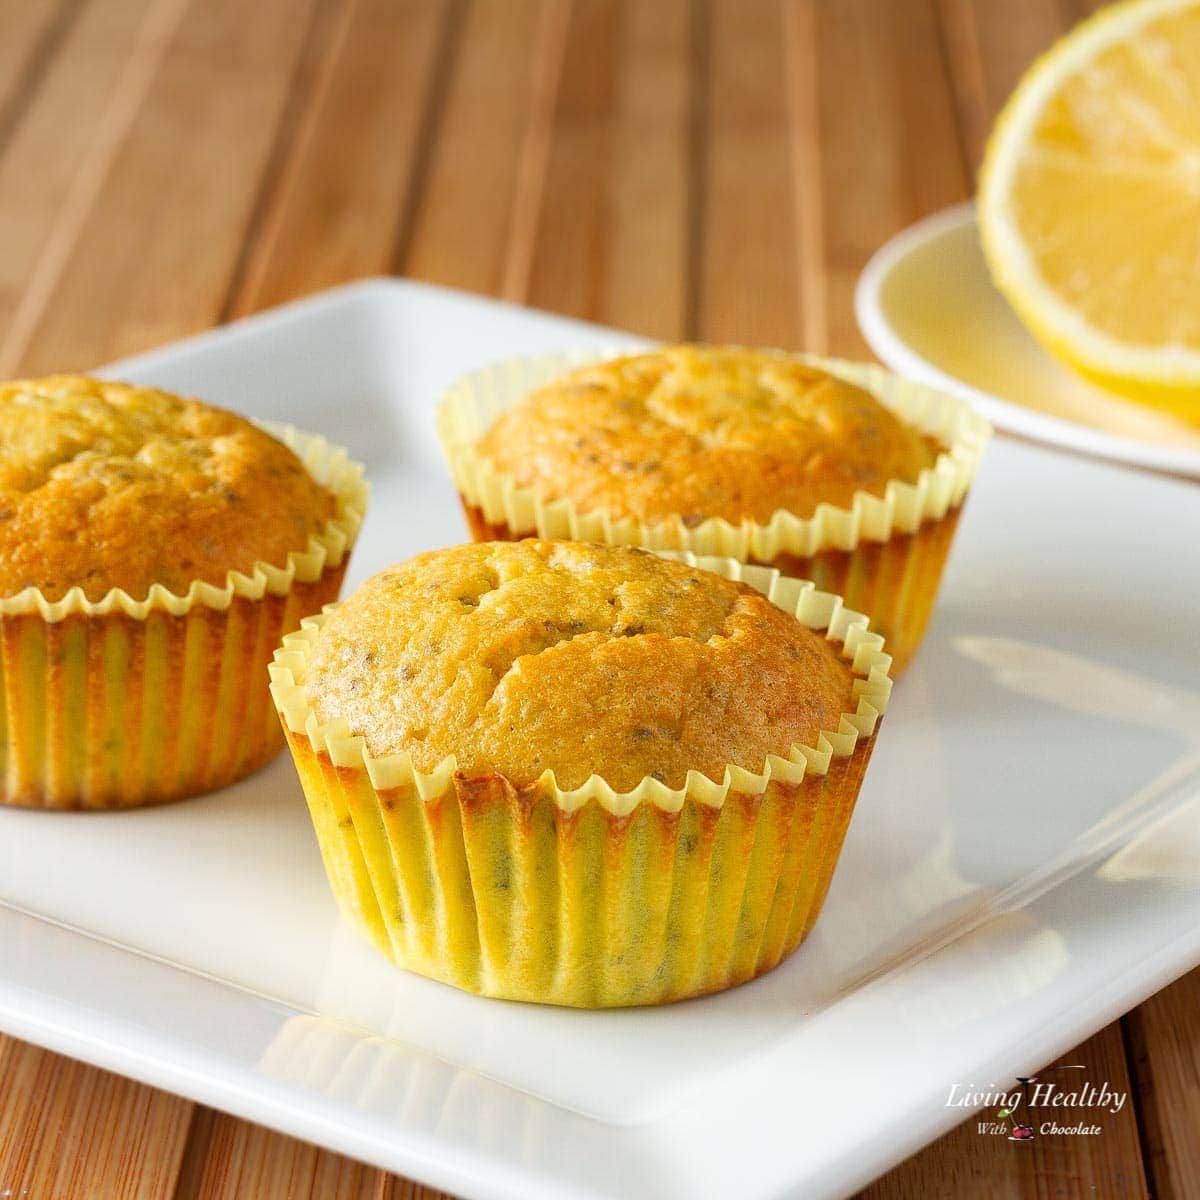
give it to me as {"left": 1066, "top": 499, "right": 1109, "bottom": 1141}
{"left": 855, "top": 202, "right": 1200, "bottom": 480}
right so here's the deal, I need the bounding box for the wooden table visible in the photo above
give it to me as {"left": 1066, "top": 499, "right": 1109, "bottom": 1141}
{"left": 0, "top": 1, "right": 1196, "bottom": 1196}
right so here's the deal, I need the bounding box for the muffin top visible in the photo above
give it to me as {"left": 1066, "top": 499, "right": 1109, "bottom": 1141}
{"left": 304, "top": 540, "right": 856, "bottom": 792}
{"left": 0, "top": 376, "right": 336, "bottom": 602}
{"left": 474, "top": 345, "right": 940, "bottom": 525}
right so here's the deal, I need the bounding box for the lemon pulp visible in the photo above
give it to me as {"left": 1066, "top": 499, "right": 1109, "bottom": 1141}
{"left": 980, "top": 0, "right": 1200, "bottom": 421}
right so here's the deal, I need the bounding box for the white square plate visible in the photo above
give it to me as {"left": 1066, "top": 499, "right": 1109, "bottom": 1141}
{"left": 2, "top": 280, "right": 1198, "bottom": 1200}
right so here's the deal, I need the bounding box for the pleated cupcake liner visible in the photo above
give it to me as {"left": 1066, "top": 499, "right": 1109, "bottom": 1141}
{"left": 0, "top": 424, "right": 367, "bottom": 810}
{"left": 270, "top": 556, "right": 893, "bottom": 1008}
{"left": 437, "top": 348, "right": 991, "bottom": 673}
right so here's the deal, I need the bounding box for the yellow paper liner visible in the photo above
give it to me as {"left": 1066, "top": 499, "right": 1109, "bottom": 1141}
{"left": 0, "top": 423, "right": 368, "bottom": 810}
{"left": 437, "top": 349, "right": 992, "bottom": 672}
{"left": 270, "top": 555, "right": 893, "bottom": 1007}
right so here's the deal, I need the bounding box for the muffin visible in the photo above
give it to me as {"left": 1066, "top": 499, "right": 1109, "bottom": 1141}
{"left": 437, "top": 345, "right": 991, "bottom": 673}
{"left": 270, "top": 539, "right": 892, "bottom": 1007}
{"left": 0, "top": 375, "right": 366, "bottom": 809}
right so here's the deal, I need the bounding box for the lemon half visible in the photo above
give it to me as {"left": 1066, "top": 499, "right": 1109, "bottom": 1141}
{"left": 979, "top": 0, "right": 1200, "bottom": 422}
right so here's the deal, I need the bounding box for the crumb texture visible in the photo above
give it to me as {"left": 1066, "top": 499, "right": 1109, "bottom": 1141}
{"left": 476, "top": 345, "right": 939, "bottom": 524}
{"left": 305, "top": 540, "right": 855, "bottom": 791}
{"left": 0, "top": 375, "right": 335, "bottom": 601}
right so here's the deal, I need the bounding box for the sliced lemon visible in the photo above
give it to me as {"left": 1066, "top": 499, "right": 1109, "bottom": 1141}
{"left": 979, "top": 0, "right": 1200, "bottom": 422}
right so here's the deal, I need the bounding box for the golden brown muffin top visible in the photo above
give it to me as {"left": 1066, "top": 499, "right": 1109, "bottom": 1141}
{"left": 304, "top": 540, "right": 856, "bottom": 792}
{"left": 475, "top": 346, "right": 940, "bottom": 524}
{"left": 0, "top": 376, "right": 335, "bottom": 602}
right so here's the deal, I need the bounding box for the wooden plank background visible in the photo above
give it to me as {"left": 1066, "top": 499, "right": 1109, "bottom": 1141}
{"left": 0, "top": 1, "right": 1196, "bottom": 1196}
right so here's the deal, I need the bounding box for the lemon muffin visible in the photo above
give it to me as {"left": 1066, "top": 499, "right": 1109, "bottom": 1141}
{"left": 0, "top": 375, "right": 367, "bottom": 809}
{"left": 270, "top": 539, "right": 892, "bottom": 1007}
{"left": 437, "top": 346, "right": 991, "bottom": 673}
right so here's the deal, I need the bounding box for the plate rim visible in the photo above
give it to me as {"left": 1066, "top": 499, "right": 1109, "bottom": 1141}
{"left": 854, "top": 201, "right": 1200, "bottom": 481}
{"left": 6, "top": 861, "right": 1199, "bottom": 1200}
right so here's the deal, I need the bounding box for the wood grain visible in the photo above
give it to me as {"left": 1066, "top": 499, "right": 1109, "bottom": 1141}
{"left": 0, "top": 0, "right": 76, "bottom": 148}
{"left": 0, "top": 1039, "right": 192, "bottom": 1200}
{"left": 171, "top": 1107, "right": 403, "bottom": 1200}
{"left": 1124, "top": 970, "right": 1200, "bottom": 1200}
{"left": 229, "top": 0, "right": 454, "bottom": 316}
{"left": 934, "top": 0, "right": 1066, "bottom": 173}
{"left": 496, "top": 0, "right": 573, "bottom": 303}
{"left": 695, "top": 0, "right": 797, "bottom": 347}
{"left": 0, "top": 0, "right": 1195, "bottom": 1197}
{"left": 401, "top": 0, "right": 551, "bottom": 297}
{"left": 0, "top": 0, "right": 173, "bottom": 365}
{"left": 524, "top": 0, "right": 691, "bottom": 336}
{"left": 803, "top": 0, "right": 968, "bottom": 357}
{"left": 11, "top": 0, "right": 320, "bottom": 373}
